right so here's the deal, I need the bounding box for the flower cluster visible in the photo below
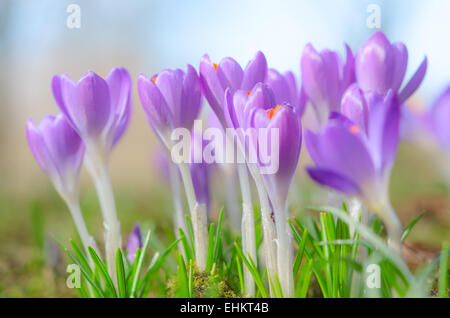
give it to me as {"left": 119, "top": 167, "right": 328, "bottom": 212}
{"left": 26, "top": 31, "right": 445, "bottom": 298}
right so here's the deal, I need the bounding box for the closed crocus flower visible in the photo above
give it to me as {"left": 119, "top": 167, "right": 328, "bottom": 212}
{"left": 138, "top": 65, "right": 202, "bottom": 147}
{"left": 301, "top": 43, "right": 355, "bottom": 125}
{"left": 200, "top": 51, "right": 268, "bottom": 126}
{"left": 27, "top": 114, "right": 98, "bottom": 256}
{"left": 26, "top": 114, "right": 85, "bottom": 201}
{"left": 249, "top": 104, "right": 302, "bottom": 209}
{"left": 52, "top": 68, "right": 132, "bottom": 158}
{"left": 126, "top": 224, "right": 143, "bottom": 263}
{"left": 306, "top": 90, "right": 403, "bottom": 255}
{"left": 355, "top": 31, "right": 427, "bottom": 105}
{"left": 265, "top": 69, "right": 305, "bottom": 116}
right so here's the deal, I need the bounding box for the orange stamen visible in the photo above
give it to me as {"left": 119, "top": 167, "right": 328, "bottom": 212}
{"left": 265, "top": 105, "right": 282, "bottom": 119}
{"left": 152, "top": 76, "right": 157, "bottom": 86}
{"left": 247, "top": 91, "right": 251, "bottom": 95}
{"left": 350, "top": 125, "right": 359, "bottom": 134}
{"left": 213, "top": 63, "right": 218, "bottom": 71}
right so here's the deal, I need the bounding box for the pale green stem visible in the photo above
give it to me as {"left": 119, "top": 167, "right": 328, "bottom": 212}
{"left": 177, "top": 162, "right": 208, "bottom": 270}
{"left": 273, "top": 202, "right": 294, "bottom": 298}
{"left": 237, "top": 163, "right": 256, "bottom": 297}
{"left": 168, "top": 161, "right": 188, "bottom": 259}
{"left": 85, "top": 152, "right": 121, "bottom": 283}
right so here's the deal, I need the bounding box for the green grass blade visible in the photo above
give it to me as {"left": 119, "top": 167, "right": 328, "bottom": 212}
{"left": 88, "top": 246, "right": 117, "bottom": 297}
{"left": 116, "top": 248, "right": 127, "bottom": 298}
{"left": 401, "top": 212, "right": 424, "bottom": 242}
{"left": 130, "top": 230, "right": 151, "bottom": 298}
{"left": 177, "top": 254, "right": 189, "bottom": 297}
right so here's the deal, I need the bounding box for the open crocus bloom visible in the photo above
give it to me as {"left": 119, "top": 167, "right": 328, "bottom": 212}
{"left": 355, "top": 31, "right": 427, "bottom": 105}
{"left": 138, "top": 65, "right": 202, "bottom": 148}
{"left": 26, "top": 114, "right": 85, "bottom": 201}
{"left": 306, "top": 88, "right": 403, "bottom": 253}
{"left": 301, "top": 43, "right": 355, "bottom": 125}
{"left": 200, "top": 51, "right": 268, "bottom": 126}
{"left": 52, "top": 68, "right": 132, "bottom": 159}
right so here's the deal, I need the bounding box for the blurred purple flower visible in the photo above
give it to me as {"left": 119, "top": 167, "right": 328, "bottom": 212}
{"left": 306, "top": 89, "right": 400, "bottom": 210}
{"left": 422, "top": 86, "right": 450, "bottom": 151}
{"left": 355, "top": 31, "right": 427, "bottom": 105}
{"left": 138, "top": 65, "right": 202, "bottom": 146}
{"left": 26, "top": 114, "right": 85, "bottom": 200}
{"left": 301, "top": 43, "right": 355, "bottom": 125}
{"left": 126, "top": 224, "right": 142, "bottom": 263}
{"left": 52, "top": 68, "right": 132, "bottom": 157}
{"left": 200, "top": 51, "right": 267, "bottom": 126}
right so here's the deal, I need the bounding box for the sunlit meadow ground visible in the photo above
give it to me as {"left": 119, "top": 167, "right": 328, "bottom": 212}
{"left": 0, "top": 144, "right": 449, "bottom": 297}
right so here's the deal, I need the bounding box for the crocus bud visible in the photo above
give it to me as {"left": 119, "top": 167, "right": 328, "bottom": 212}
{"left": 249, "top": 104, "right": 302, "bottom": 208}
{"left": 51, "top": 68, "right": 132, "bottom": 159}
{"left": 301, "top": 43, "right": 354, "bottom": 125}
{"left": 138, "top": 65, "right": 202, "bottom": 148}
{"left": 200, "top": 51, "right": 268, "bottom": 126}
{"left": 306, "top": 90, "right": 400, "bottom": 210}
{"left": 26, "top": 114, "right": 85, "bottom": 202}
{"left": 126, "top": 224, "right": 143, "bottom": 263}
{"left": 355, "top": 31, "right": 427, "bottom": 104}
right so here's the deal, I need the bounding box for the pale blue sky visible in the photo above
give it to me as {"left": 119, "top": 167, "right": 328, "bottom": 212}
{"left": 3, "top": 0, "right": 450, "bottom": 100}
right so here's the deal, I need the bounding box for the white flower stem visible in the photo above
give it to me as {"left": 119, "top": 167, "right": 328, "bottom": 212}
{"left": 85, "top": 153, "right": 121, "bottom": 283}
{"left": 237, "top": 163, "right": 256, "bottom": 297}
{"left": 274, "top": 203, "right": 294, "bottom": 298}
{"left": 66, "top": 198, "right": 99, "bottom": 257}
{"left": 225, "top": 165, "right": 242, "bottom": 232}
{"left": 177, "top": 162, "right": 208, "bottom": 270}
{"left": 168, "top": 161, "right": 188, "bottom": 258}
{"left": 253, "top": 178, "right": 278, "bottom": 296}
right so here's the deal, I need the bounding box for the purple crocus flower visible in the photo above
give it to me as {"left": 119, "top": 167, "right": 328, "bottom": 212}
{"left": 126, "top": 224, "right": 143, "bottom": 263}
{"left": 355, "top": 31, "right": 427, "bottom": 105}
{"left": 137, "top": 65, "right": 202, "bottom": 146}
{"left": 26, "top": 114, "right": 85, "bottom": 200}
{"left": 52, "top": 68, "right": 132, "bottom": 158}
{"left": 301, "top": 43, "right": 355, "bottom": 125}
{"left": 199, "top": 51, "right": 267, "bottom": 126}
{"left": 248, "top": 103, "right": 302, "bottom": 210}
{"left": 224, "top": 83, "right": 301, "bottom": 297}
{"left": 305, "top": 88, "right": 403, "bottom": 254}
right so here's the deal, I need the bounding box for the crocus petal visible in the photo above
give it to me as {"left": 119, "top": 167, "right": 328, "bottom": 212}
{"left": 180, "top": 64, "right": 202, "bottom": 129}
{"left": 71, "top": 71, "right": 111, "bottom": 137}
{"left": 306, "top": 167, "right": 361, "bottom": 196}
{"left": 241, "top": 51, "right": 268, "bottom": 91}
{"left": 155, "top": 69, "right": 183, "bottom": 126}
{"left": 199, "top": 54, "right": 225, "bottom": 123}
{"left": 390, "top": 42, "right": 408, "bottom": 92}
{"left": 367, "top": 91, "right": 400, "bottom": 172}
{"left": 137, "top": 75, "right": 173, "bottom": 141}
{"left": 340, "top": 84, "right": 369, "bottom": 133}
{"left": 217, "top": 57, "right": 244, "bottom": 93}
{"left": 398, "top": 56, "right": 428, "bottom": 104}
{"left": 26, "top": 118, "right": 55, "bottom": 176}
{"left": 306, "top": 121, "right": 377, "bottom": 187}
{"left": 356, "top": 31, "right": 394, "bottom": 94}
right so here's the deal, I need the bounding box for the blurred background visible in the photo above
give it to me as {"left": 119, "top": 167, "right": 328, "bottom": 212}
{"left": 0, "top": 0, "right": 449, "bottom": 296}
